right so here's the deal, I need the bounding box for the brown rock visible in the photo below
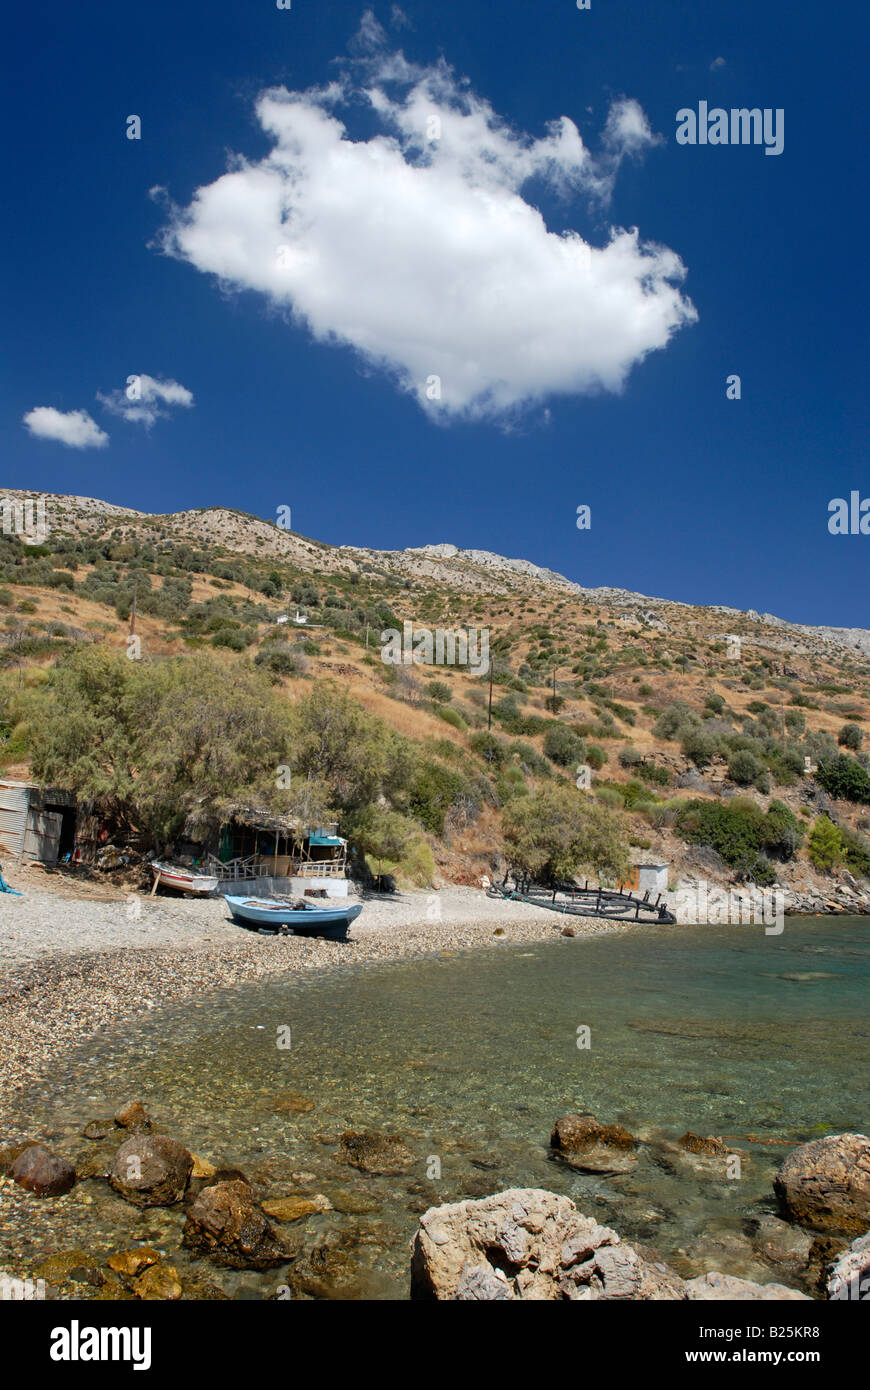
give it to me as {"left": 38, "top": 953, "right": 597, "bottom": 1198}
{"left": 338, "top": 1131, "right": 415, "bottom": 1175}
{"left": 108, "top": 1248, "right": 161, "bottom": 1277}
{"left": 114, "top": 1101, "right": 152, "bottom": 1132}
{"left": 182, "top": 1180, "right": 288, "bottom": 1269}
{"left": 550, "top": 1113, "right": 637, "bottom": 1174}
{"left": 10, "top": 1144, "right": 76, "bottom": 1197}
{"left": 679, "top": 1132, "right": 729, "bottom": 1157}
{"left": 685, "top": 1271, "right": 810, "bottom": 1301}
{"left": 133, "top": 1263, "right": 182, "bottom": 1300}
{"left": 773, "top": 1133, "right": 870, "bottom": 1235}
{"left": 190, "top": 1154, "right": 216, "bottom": 1179}
{"left": 271, "top": 1092, "right": 315, "bottom": 1114}
{"left": 82, "top": 1121, "right": 110, "bottom": 1141}
{"left": 261, "top": 1195, "right": 331, "bottom": 1222}
{"left": 109, "top": 1135, "right": 193, "bottom": 1207}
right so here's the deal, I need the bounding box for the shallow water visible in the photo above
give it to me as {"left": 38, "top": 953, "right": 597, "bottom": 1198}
{"left": 5, "top": 917, "right": 870, "bottom": 1298}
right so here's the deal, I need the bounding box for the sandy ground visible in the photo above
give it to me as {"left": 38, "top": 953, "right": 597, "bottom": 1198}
{"left": 0, "top": 868, "right": 623, "bottom": 1112}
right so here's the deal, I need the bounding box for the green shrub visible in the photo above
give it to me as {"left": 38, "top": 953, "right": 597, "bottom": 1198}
{"left": 436, "top": 706, "right": 467, "bottom": 732}
{"left": 727, "top": 749, "right": 765, "bottom": 786}
{"left": 586, "top": 744, "right": 607, "bottom": 770}
{"left": 816, "top": 753, "right": 870, "bottom": 804}
{"left": 838, "top": 722, "right": 863, "bottom": 751}
{"left": 543, "top": 725, "right": 585, "bottom": 768}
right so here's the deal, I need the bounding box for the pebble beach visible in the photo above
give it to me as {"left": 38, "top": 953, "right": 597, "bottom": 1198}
{"left": 0, "top": 869, "right": 618, "bottom": 1115}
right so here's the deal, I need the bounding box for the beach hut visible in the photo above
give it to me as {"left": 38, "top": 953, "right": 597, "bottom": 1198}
{"left": 0, "top": 779, "right": 77, "bottom": 865}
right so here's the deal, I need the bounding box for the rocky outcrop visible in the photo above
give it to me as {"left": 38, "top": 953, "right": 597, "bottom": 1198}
{"left": 338, "top": 1131, "right": 415, "bottom": 1176}
{"left": 109, "top": 1134, "right": 193, "bottom": 1207}
{"left": 411, "top": 1190, "right": 809, "bottom": 1300}
{"left": 827, "top": 1232, "right": 870, "bottom": 1300}
{"left": 182, "top": 1180, "right": 288, "bottom": 1269}
{"left": 774, "top": 1133, "right": 870, "bottom": 1234}
{"left": 10, "top": 1144, "right": 76, "bottom": 1197}
{"left": 550, "top": 1114, "right": 638, "bottom": 1174}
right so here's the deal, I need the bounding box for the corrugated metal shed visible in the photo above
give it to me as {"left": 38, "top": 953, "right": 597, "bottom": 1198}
{"left": 0, "top": 781, "right": 30, "bottom": 861}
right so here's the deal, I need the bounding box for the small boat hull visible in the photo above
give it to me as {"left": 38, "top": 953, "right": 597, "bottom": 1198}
{"left": 151, "top": 862, "right": 220, "bottom": 896}
{"left": 225, "top": 895, "right": 362, "bottom": 940}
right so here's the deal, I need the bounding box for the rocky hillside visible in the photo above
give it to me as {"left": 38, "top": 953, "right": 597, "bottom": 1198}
{"left": 4, "top": 487, "right": 870, "bottom": 905}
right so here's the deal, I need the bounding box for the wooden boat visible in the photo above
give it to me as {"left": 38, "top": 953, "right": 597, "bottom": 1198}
{"left": 225, "top": 894, "right": 362, "bottom": 940}
{"left": 150, "top": 861, "right": 220, "bottom": 896}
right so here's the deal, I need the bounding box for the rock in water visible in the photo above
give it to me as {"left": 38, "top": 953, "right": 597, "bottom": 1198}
{"left": 261, "top": 1195, "right": 331, "bottom": 1222}
{"left": 113, "top": 1101, "right": 152, "bottom": 1132}
{"left": 109, "top": 1135, "right": 193, "bottom": 1207}
{"left": 550, "top": 1113, "right": 638, "bottom": 1174}
{"left": 773, "top": 1133, "right": 870, "bottom": 1235}
{"left": 410, "top": 1189, "right": 810, "bottom": 1300}
{"left": 182, "top": 1180, "right": 288, "bottom": 1269}
{"left": 133, "top": 1263, "right": 183, "bottom": 1300}
{"left": 108, "top": 1248, "right": 161, "bottom": 1277}
{"left": 10, "top": 1144, "right": 76, "bottom": 1197}
{"left": 338, "top": 1131, "right": 415, "bottom": 1175}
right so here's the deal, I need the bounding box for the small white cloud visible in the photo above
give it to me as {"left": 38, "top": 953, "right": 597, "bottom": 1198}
{"left": 22, "top": 407, "right": 109, "bottom": 449}
{"left": 390, "top": 4, "right": 411, "bottom": 29}
{"left": 710, "top": 56, "right": 727, "bottom": 71}
{"left": 97, "top": 373, "right": 194, "bottom": 428}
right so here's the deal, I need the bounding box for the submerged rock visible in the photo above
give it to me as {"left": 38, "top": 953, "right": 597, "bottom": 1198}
{"left": 748, "top": 1215, "right": 813, "bottom": 1277}
{"left": 261, "top": 1195, "right": 332, "bottom": 1222}
{"left": 133, "top": 1262, "right": 183, "bottom": 1300}
{"left": 550, "top": 1113, "right": 638, "bottom": 1174}
{"left": 271, "top": 1092, "right": 316, "bottom": 1114}
{"left": 10, "top": 1144, "right": 76, "bottom": 1197}
{"left": 182, "top": 1179, "right": 289, "bottom": 1269}
{"left": 82, "top": 1121, "right": 110, "bottom": 1142}
{"left": 109, "top": 1135, "right": 193, "bottom": 1207}
{"left": 338, "top": 1131, "right": 415, "bottom": 1176}
{"left": 108, "top": 1248, "right": 161, "bottom": 1278}
{"left": 773, "top": 1133, "right": 870, "bottom": 1235}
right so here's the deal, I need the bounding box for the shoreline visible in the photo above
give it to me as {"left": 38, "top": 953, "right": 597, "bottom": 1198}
{"left": 0, "top": 885, "right": 622, "bottom": 1115}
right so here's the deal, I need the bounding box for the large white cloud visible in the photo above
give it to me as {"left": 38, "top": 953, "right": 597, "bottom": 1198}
{"left": 22, "top": 407, "right": 109, "bottom": 449}
{"left": 158, "top": 20, "right": 696, "bottom": 421}
{"left": 97, "top": 373, "right": 194, "bottom": 428}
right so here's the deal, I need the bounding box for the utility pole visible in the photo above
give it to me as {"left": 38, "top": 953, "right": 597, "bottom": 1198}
{"left": 129, "top": 575, "right": 139, "bottom": 639}
{"left": 487, "top": 663, "right": 494, "bottom": 730}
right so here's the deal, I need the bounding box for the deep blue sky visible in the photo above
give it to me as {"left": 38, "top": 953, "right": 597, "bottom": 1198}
{"left": 2, "top": 1, "right": 866, "bottom": 626}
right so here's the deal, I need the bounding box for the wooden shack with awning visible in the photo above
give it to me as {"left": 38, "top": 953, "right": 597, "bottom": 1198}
{"left": 0, "top": 779, "right": 77, "bottom": 865}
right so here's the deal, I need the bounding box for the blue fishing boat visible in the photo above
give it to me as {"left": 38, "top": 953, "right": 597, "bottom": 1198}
{"left": 224, "top": 894, "right": 362, "bottom": 940}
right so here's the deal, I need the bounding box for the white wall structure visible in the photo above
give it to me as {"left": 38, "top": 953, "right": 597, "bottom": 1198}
{"left": 637, "top": 864, "right": 669, "bottom": 896}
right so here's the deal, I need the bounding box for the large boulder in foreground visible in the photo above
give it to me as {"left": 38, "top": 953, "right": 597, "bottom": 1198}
{"left": 773, "top": 1133, "right": 870, "bottom": 1235}
{"left": 411, "top": 1189, "right": 682, "bottom": 1300}
{"left": 10, "top": 1144, "right": 76, "bottom": 1197}
{"left": 550, "top": 1113, "right": 638, "bottom": 1174}
{"left": 182, "top": 1180, "right": 288, "bottom": 1269}
{"left": 411, "top": 1189, "right": 811, "bottom": 1301}
{"left": 109, "top": 1135, "right": 193, "bottom": 1207}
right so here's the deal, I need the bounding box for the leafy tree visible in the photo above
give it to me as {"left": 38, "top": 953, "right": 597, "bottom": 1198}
{"left": 807, "top": 817, "right": 844, "bottom": 872}
{"left": 502, "top": 785, "right": 630, "bottom": 885}
{"left": 727, "top": 749, "right": 765, "bottom": 786}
